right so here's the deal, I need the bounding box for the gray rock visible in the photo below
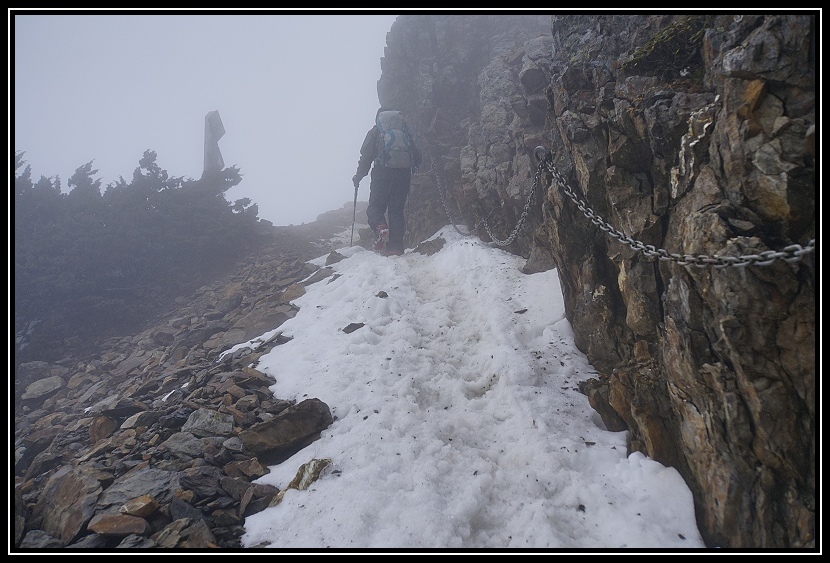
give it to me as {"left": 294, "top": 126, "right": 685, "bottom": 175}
{"left": 96, "top": 468, "right": 181, "bottom": 512}
{"left": 181, "top": 408, "right": 234, "bottom": 437}
{"left": 239, "top": 398, "right": 333, "bottom": 455}
{"left": 33, "top": 465, "right": 103, "bottom": 545}
{"left": 21, "top": 375, "right": 65, "bottom": 402}
{"left": 19, "top": 529, "right": 63, "bottom": 549}
{"left": 15, "top": 360, "right": 52, "bottom": 389}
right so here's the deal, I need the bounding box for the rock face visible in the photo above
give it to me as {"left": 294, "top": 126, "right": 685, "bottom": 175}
{"left": 380, "top": 14, "right": 814, "bottom": 548}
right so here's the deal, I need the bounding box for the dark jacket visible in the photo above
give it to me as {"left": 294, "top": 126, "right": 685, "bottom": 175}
{"left": 354, "top": 124, "right": 422, "bottom": 182}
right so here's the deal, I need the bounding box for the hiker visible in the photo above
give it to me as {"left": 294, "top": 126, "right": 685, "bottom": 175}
{"left": 352, "top": 108, "right": 422, "bottom": 256}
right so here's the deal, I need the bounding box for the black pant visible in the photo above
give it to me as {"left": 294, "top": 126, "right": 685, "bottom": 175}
{"left": 367, "top": 168, "right": 411, "bottom": 253}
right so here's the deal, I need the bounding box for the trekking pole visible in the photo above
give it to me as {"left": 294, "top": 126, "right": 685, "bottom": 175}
{"left": 350, "top": 184, "right": 358, "bottom": 246}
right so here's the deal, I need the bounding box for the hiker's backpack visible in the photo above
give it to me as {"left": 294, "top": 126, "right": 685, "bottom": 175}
{"left": 375, "top": 111, "right": 413, "bottom": 169}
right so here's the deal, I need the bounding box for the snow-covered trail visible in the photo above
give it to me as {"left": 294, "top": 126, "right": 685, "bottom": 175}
{"left": 240, "top": 228, "right": 705, "bottom": 549}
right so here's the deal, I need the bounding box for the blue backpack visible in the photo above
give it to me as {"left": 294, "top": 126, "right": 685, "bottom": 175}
{"left": 375, "top": 111, "right": 414, "bottom": 169}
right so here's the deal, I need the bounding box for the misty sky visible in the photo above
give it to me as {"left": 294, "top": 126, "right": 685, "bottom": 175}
{"left": 12, "top": 11, "right": 399, "bottom": 226}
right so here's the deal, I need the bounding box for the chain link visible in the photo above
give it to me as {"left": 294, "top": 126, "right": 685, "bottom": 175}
{"left": 535, "top": 147, "right": 816, "bottom": 268}
{"left": 419, "top": 148, "right": 814, "bottom": 267}
{"left": 475, "top": 159, "right": 544, "bottom": 247}
{"left": 425, "top": 162, "right": 472, "bottom": 236}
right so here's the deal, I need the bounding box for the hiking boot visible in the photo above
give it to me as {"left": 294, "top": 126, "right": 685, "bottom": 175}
{"left": 383, "top": 248, "right": 403, "bottom": 257}
{"left": 373, "top": 224, "right": 389, "bottom": 253}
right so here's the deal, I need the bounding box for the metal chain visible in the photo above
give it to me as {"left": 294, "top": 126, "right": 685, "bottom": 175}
{"left": 475, "top": 159, "right": 544, "bottom": 247}
{"left": 425, "top": 162, "right": 472, "bottom": 236}
{"left": 534, "top": 147, "right": 816, "bottom": 268}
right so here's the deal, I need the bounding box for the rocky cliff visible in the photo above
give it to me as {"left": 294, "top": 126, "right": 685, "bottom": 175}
{"left": 381, "top": 14, "right": 815, "bottom": 548}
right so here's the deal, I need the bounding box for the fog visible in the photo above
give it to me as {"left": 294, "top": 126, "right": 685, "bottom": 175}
{"left": 13, "top": 11, "right": 399, "bottom": 226}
